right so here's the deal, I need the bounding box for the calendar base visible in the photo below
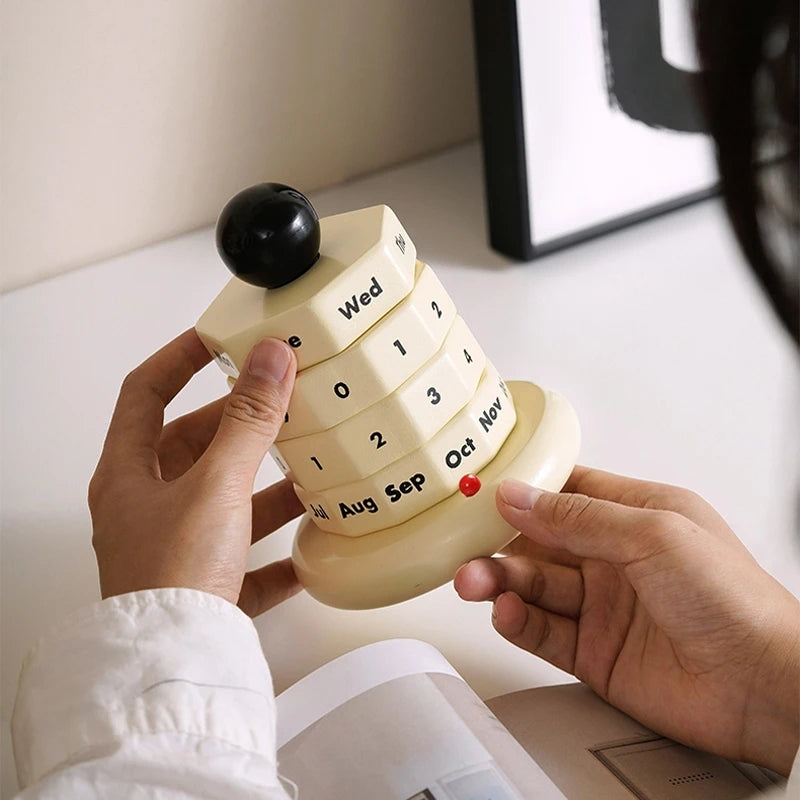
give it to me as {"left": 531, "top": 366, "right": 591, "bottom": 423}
{"left": 291, "top": 381, "right": 580, "bottom": 609}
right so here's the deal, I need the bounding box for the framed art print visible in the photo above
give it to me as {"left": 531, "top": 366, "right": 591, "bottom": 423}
{"left": 472, "top": 0, "right": 719, "bottom": 260}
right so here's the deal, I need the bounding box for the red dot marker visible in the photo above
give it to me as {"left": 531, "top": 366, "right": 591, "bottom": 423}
{"left": 459, "top": 474, "right": 481, "bottom": 497}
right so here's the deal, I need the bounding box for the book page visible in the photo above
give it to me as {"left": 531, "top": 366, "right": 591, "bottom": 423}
{"left": 275, "top": 639, "right": 461, "bottom": 748}
{"left": 488, "top": 683, "right": 784, "bottom": 800}
{"left": 275, "top": 639, "right": 563, "bottom": 799}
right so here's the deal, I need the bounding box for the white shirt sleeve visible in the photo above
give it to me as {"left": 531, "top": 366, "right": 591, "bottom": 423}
{"left": 11, "top": 588, "right": 292, "bottom": 799}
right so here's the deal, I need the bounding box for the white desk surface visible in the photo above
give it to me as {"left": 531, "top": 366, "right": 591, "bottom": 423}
{"left": 2, "top": 143, "right": 799, "bottom": 795}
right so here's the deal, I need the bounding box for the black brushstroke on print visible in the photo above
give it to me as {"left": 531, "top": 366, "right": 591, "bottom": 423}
{"left": 470, "top": 0, "right": 718, "bottom": 261}
{"left": 599, "top": 0, "right": 709, "bottom": 133}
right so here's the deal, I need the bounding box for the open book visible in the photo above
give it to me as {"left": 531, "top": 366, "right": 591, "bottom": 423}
{"left": 275, "top": 639, "right": 784, "bottom": 800}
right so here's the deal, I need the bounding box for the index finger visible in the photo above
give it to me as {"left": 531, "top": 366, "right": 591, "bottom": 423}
{"left": 563, "top": 465, "right": 658, "bottom": 500}
{"left": 563, "top": 465, "right": 725, "bottom": 532}
{"left": 101, "top": 329, "right": 211, "bottom": 473}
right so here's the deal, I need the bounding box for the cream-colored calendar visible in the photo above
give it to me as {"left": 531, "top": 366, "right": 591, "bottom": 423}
{"left": 196, "top": 184, "right": 580, "bottom": 608}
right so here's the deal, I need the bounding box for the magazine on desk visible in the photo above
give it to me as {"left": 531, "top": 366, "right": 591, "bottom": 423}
{"left": 275, "top": 639, "right": 783, "bottom": 800}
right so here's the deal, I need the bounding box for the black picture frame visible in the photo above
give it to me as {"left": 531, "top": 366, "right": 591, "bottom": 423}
{"left": 471, "top": 0, "right": 719, "bottom": 261}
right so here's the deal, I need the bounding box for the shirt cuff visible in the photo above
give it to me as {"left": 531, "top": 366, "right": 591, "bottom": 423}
{"left": 12, "top": 588, "right": 278, "bottom": 787}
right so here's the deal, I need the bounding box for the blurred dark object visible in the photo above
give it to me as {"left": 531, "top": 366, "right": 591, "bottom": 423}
{"left": 694, "top": 0, "right": 799, "bottom": 343}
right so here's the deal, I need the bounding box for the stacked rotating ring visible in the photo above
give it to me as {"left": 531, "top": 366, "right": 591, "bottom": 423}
{"left": 258, "top": 211, "right": 516, "bottom": 537}
{"left": 274, "top": 266, "right": 515, "bottom": 536}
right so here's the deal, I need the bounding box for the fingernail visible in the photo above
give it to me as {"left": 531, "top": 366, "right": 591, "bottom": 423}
{"left": 499, "top": 479, "right": 543, "bottom": 511}
{"left": 247, "top": 339, "right": 292, "bottom": 382}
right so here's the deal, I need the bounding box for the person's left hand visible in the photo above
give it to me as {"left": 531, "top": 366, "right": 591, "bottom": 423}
{"left": 89, "top": 329, "right": 304, "bottom": 616}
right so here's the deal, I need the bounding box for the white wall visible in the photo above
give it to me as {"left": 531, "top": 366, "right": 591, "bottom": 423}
{"left": 0, "top": 0, "right": 478, "bottom": 291}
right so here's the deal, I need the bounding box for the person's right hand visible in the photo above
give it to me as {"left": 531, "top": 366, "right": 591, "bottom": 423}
{"left": 89, "top": 330, "right": 303, "bottom": 617}
{"left": 455, "top": 466, "right": 800, "bottom": 775}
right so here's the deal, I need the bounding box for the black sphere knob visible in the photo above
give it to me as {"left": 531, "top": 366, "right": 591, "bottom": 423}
{"left": 216, "top": 183, "right": 320, "bottom": 289}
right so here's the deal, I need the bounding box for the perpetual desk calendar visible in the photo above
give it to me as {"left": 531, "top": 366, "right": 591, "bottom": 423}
{"left": 196, "top": 184, "right": 580, "bottom": 608}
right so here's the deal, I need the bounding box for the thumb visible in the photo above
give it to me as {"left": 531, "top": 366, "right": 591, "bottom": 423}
{"left": 497, "top": 478, "right": 683, "bottom": 566}
{"left": 204, "top": 338, "right": 296, "bottom": 477}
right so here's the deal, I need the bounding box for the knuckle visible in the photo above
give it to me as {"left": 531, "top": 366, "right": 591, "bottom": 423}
{"left": 530, "top": 612, "right": 551, "bottom": 653}
{"left": 526, "top": 567, "right": 546, "bottom": 604}
{"left": 649, "top": 509, "right": 683, "bottom": 538}
{"left": 676, "top": 487, "right": 711, "bottom": 513}
{"left": 119, "top": 368, "right": 141, "bottom": 396}
{"left": 550, "top": 493, "right": 596, "bottom": 530}
{"left": 225, "top": 388, "right": 283, "bottom": 430}
{"left": 87, "top": 468, "right": 107, "bottom": 511}
{"left": 615, "top": 477, "right": 696, "bottom": 514}
{"left": 646, "top": 484, "right": 706, "bottom": 514}
{"left": 636, "top": 509, "right": 689, "bottom": 559}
